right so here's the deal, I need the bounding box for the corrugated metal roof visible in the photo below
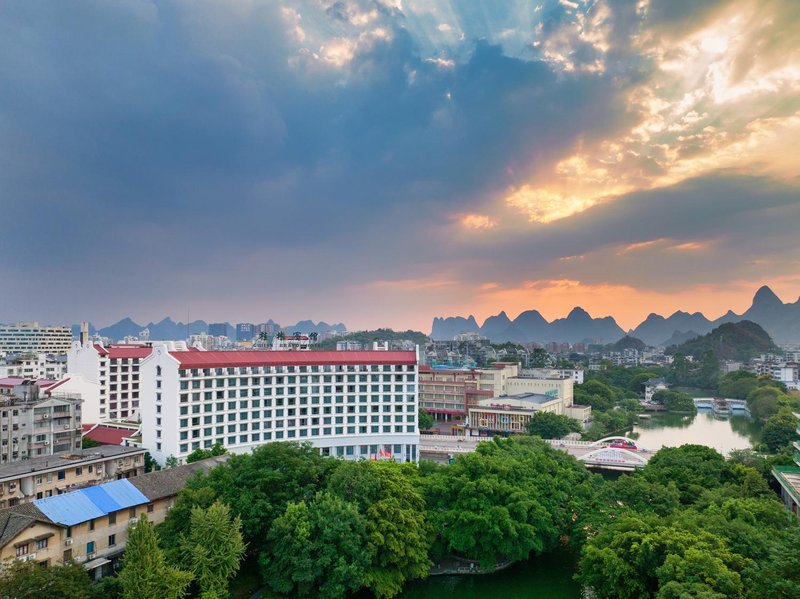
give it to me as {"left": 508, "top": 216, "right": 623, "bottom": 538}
{"left": 34, "top": 492, "right": 105, "bottom": 526}
{"left": 33, "top": 480, "right": 148, "bottom": 526}
{"left": 169, "top": 349, "right": 417, "bottom": 368}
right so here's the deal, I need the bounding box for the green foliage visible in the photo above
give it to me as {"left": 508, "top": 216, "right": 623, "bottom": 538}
{"left": 666, "top": 321, "right": 779, "bottom": 362}
{"left": 526, "top": 411, "right": 582, "bottom": 439}
{"left": 327, "top": 460, "right": 432, "bottom": 597}
{"left": 119, "top": 514, "right": 193, "bottom": 599}
{"left": 315, "top": 328, "right": 429, "bottom": 350}
{"left": 718, "top": 371, "right": 759, "bottom": 399}
{"left": 643, "top": 445, "right": 732, "bottom": 504}
{"left": 422, "top": 437, "right": 595, "bottom": 569}
{"left": 583, "top": 407, "right": 638, "bottom": 441}
{"left": 81, "top": 437, "right": 102, "bottom": 449}
{"left": 0, "top": 561, "right": 93, "bottom": 599}
{"left": 761, "top": 410, "right": 799, "bottom": 452}
{"left": 574, "top": 379, "right": 617, "bottom": 412}
{"left": 263, "top": 491, "right": 371, "bottom": 598}
{"left": 651, "top": 390, "right": 697, "bottom": 414}
{"left": 418, "top": 408, "right": 434, "bottom": 430}
{"left": 144, "top": 452, "right": 161, "bottom": 472}
{"left": 530, "top": 348, "right": 550, "bottom": 368}
{"left": 185, "top": 443, "right": 227, "bottom": 464}
{"left": 178, "top": 501, "right": 246, "bottom": 598}
{"left": 606, "top": 336, "right": 646, "bottom": 352}
{"left": 165, "top": 455, "right": 179, "bottom": 468}
{"left": 90, "top": 575, "right": 122, "bottom": 599}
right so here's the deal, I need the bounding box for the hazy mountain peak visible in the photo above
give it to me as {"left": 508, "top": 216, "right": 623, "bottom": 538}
{"left": 752, "top": 285, "right": 782, "bottom": 307}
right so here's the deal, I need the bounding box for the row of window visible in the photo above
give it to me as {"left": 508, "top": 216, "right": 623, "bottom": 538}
{"left": 171, "top": 425, "right": 418, "bottom": 454}
{"left": 177, "top": 364, "right": 416, "bottom": 377}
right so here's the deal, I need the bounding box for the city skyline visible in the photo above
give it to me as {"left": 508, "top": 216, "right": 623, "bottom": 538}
{"left": 2, "top": 0, "right": 799, "bottom": 331}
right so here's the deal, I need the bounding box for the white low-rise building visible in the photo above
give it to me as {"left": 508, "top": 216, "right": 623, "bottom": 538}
{"left": 140, "top": 348, "right": 420, "bottom": 466}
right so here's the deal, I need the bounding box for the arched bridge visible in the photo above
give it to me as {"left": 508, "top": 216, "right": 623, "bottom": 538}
{"left": 419, "top": 435, "right": 655, "bottom": 471}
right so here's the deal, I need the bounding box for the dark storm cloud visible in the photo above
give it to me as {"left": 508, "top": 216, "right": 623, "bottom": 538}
{"left": 0, "top": 0, "right": 797, "bottom": 327}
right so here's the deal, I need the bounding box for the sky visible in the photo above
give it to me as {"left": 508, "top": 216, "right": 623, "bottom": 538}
{"left": 1, "top": 0, "right": 799, "bottom": 332}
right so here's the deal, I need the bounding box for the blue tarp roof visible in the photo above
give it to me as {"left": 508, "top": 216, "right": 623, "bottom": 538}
{"left": 34, "top": 479, "right": 149, "bottom": 526}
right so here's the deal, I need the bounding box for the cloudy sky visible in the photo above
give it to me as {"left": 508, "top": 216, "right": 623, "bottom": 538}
{"left": 1, "top": 0, "right": 799, "bottom": 332}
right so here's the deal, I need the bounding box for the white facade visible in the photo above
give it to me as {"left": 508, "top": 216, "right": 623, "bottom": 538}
{"left": 68, "top": 341, "right": 186, "bottom": 423}
{"left": 0, "top": 323, "right": 73, "bottom": 356}
{"left": 0, "top": 354, "right": 67, "bottom": 380}
{"left": 140, "top": 348, "right": 420, "bottom": 466}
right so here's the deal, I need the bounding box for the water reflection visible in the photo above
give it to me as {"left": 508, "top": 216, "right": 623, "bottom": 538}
{"left": 632, "top": 411, "right": 760, "bottom": 455}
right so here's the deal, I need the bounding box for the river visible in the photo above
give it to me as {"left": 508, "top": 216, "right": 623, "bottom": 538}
{"left": 401, "top": 411, "right": 760, "bottom": 597}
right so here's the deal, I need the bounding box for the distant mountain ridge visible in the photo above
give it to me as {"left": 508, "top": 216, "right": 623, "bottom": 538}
{"left": 72, "top": 317, "right": 347, "bottom": 342}
{"left": 431, "top": 285, "right": 800, "bottom": 344}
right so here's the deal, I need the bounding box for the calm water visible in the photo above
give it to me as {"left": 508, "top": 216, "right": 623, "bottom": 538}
{"left": 631, "top": 410, "right": 761, "bottom": 455}
{"left": 399, "top": 550, "right": 582, "bottom": 599}
{"left": 402, "top": 411, "right": 760, "bottom": 597}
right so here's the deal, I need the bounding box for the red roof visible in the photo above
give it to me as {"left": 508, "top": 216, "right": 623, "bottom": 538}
{"left": 83, "top": 425, "right": 135, "bottom": 446}
{"left": 170, "top": 350, "right": 417, "bottom": 369}
{"left": 93, "top": 344, "right": 152, "bottom": 359}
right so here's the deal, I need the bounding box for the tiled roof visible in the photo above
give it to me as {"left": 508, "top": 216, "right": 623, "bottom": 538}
{"left": 84, "top": 425, "right": 136, "bottom": 446}
{"left": 129, "top": 456, "right": 229, "bottom": 501}
{"left": 0, "top": 504, "right": 56, "bottom": 549}
{"left": 0, "top": 446, "right": 145, "bottom": 481}
{"left": 169, "top": 350, "right": 417, "bottom": 368}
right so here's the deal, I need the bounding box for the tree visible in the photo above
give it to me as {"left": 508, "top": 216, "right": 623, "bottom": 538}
{"left": 526, "top": 411, "right": 581, "bottom": 439}
{"left": 0, "top": 561, "right": 93, "bottom": 599}
{"left": 418, "top": 408, "right": 434, "bottom": 430}
{"left": 643, "top": 445, "right": 731, "bottom": 504}
{"left": 327, "top": 461, "right": 432, "bottom": 597}
{"left": 164, "top": 455, "right": 179, "bottom": 468}
{"left": 185, "top": 443, "right": 227, "bottom": 464}
{"left": 118, "top": 514, "right": 193, "bottom": 599}
{"left": 530, "top": 348, "right": 550, "bottom": 368}
{"left": 144, "top": 452, "right": 161, "bottom": 473}
{"left": 718, "top": 371, "right": 759, "bottom": 399}
{"left": 651, "top": 390, "right": 697, "bottom": 414}
{"left": 178, "top": 501, "right": 245, "bottom": 598}
{"left": 82, "top": 437, "right": 102, "bottom": 449}
{"left": 761, "top": 411, "right": 799, "bottom": 452}
{"left": 263, "top": 492, "right": 371, "bottom": 598}
{"left": 574, "top": 379, "right": 617, "bottom": 412}
{"left": 422, "top": 437, "right": 594, "bottom": 570}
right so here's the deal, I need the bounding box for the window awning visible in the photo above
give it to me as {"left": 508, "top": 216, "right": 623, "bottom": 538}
{"left": 83, "top": 557, "right": 110, "bottom": 570}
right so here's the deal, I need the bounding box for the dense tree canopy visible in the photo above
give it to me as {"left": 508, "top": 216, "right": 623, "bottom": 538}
{"left": 525, "top": 411, "right": 582, "bottom": 439}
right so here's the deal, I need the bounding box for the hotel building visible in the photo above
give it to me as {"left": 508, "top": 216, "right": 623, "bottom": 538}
{"left": 140, "top": 348, "right": 420, "bottom": 466}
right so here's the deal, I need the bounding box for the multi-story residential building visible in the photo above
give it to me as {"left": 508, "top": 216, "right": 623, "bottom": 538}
{"left": 0, "top": 353, "right": 67, "bottom": 380}
{"left": 140, "top": 348, "right": 420, "bottom": 466}
{"left": 0, "top": 323, "right": 73, "bottom": 356}
{"left": 68, "top": 341, "right": 187, "bottom": 423}
{"left": 0, "top": 445, "right": 146, "bottom": 507}
{"left": 0, "top": 379, "right": 82, "bottom": 464}
{"left": 0, "top": 456, "right": 227, "bottom": 578}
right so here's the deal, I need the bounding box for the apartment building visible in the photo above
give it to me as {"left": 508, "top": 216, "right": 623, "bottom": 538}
{"left": 522, "top": 368, "right": 585, "bottom": 384}
{"left": 0, "top": 457, "right": 227, "bottom": 579}
{"left": 0, "top": 323, "right": 73, "bottom": 356}
{"left": 0, "top": 353, "right": 67, "bottom": 380}
{"left": 0, "top": 380, "right": 82, "bottom": 464}
{"left": 0, "top": 445, "right": 146, "bottom": 507}
{"left": 140, "top": 348, "right": 420, "bottom": 466}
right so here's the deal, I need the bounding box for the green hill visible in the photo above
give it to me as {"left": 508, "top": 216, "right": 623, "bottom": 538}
{"left": 606, "top": 336, "right": 646, "bottom": 352}
{"left": 666, "top": 320, "right": 778, "bottom": 361}
{"left": 315, "top": 328, "right": 429, "bottom": 350}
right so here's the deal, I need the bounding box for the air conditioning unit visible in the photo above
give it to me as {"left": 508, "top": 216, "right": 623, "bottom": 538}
{"left": 87, "top": 553, "right": 95, "bottom": 560}
{"left": 63, "top": 425, "right": 70, "bottom": 430}
{"left": 129, "top": 517, "right": 139, "bottom": 526}
{"left": 65, "top": 538, "right": 73, "bottom": 546}
{"left": 44, "top": 441, "right": 50, "bottom": 446}
{"left": 24, "top": 554, "right": 36, "bottom": 561}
